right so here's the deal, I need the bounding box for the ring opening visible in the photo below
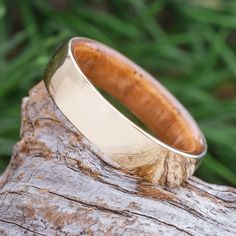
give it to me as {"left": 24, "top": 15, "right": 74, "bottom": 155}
{"left": 71, "top": 38, "right": 205, "bottom": 155}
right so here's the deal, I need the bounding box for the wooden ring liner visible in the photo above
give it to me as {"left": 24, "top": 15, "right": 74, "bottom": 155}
{"left": 72, "top": 39, "right": 205, "bottom": 155}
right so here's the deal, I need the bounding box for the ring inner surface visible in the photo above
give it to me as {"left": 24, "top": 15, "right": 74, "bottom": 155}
{"left": 72, "top": 39, "right": 205, "bottom": 155}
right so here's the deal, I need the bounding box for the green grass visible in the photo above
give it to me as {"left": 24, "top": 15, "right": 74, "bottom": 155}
{"left": 0, "top": 0, "right": 235, "bottom": 186}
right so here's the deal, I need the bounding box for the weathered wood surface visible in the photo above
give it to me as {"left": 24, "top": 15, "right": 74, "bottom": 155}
{"left": 0, "top": 81, "right": 235, "bottom": 236}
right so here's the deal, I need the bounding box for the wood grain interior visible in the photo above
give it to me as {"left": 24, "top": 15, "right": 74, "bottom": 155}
{"left": 72, "top": 38, "right": 205, "bottom": 154}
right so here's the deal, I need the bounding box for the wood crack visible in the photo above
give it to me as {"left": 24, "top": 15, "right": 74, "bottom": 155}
{"left": 1, "top": 186, "right": 194, "bottom": 235}
{"left": 65, "top": 163, "right": 236, "bottom": 231}
{"left": 0, "top": 218, "right": 47, "bottom": 236}
{"left": 46, "top": 189, "right": 194, "bottom": 236}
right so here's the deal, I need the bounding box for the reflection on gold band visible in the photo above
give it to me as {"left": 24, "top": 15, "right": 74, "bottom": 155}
{"left": 44, "top": 37, "right": 207, "bottom": 187}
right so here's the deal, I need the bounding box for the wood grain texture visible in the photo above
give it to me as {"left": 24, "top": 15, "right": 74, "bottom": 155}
{"left": 72, "top": 38, "right": 205, "bottom": 155}
{"left": 0, "top": 81, "right": 235, "bottom": 236}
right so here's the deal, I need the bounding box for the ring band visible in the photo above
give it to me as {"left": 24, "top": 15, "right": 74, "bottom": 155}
{"left": 43, "top": 37, "right": 207, "bottom": 187}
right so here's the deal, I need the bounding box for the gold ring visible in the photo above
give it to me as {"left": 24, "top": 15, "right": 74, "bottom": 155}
{"left": 43, "top": 37, "right": 207, "bottom": 187}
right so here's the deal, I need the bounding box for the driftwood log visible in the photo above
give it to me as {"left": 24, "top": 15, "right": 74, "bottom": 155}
{"left": 0, "top": 81, "right": 235, "bottom": 236}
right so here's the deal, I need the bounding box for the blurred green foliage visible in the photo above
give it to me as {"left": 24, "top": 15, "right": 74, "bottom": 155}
{"left": 0, "top": 0, "right": 236, "bottom": 186}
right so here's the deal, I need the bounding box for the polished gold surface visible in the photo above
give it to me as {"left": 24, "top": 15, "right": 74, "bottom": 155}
{"left": 43, "top": 37, "right": 207, "bottom": 186}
